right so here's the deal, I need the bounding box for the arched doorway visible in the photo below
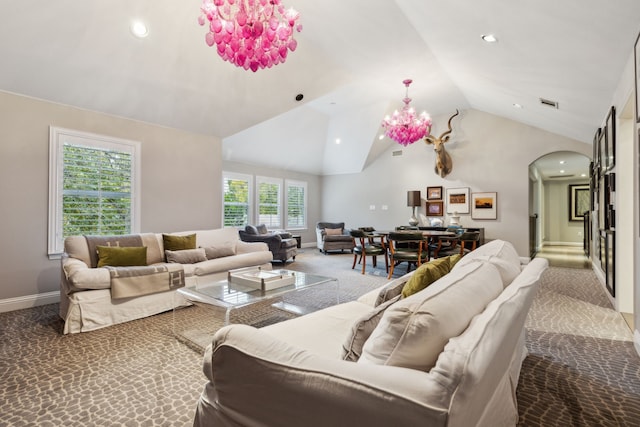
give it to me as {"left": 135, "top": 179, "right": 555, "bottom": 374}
{"left": 528, "top": 151, "right": 591, "bottom": 265}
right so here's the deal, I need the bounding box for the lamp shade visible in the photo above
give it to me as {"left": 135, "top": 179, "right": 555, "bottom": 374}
{"left": 407, "top": 191, "right": 421, "bottom": 207}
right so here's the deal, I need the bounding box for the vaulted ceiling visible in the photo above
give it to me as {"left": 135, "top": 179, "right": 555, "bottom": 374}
{"left": 1, "top": 1, "right": 638, "bottom": 175}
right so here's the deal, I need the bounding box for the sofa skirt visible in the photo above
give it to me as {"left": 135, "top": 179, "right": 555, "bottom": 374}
{"left": 61, "top": 287, "right": 190, "bottom": 334}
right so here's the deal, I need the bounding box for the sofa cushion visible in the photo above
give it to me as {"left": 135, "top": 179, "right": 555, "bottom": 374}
{"left": 324, "top": 228, "right": 343, "bottom": 236}
{"left": 401, "top": 256, "right": 451, "bottom": 298}
{"left": 261, "top": 301, "right": 373, "bottom": 359}
{"left": 163, "top": 233, "right": 196, "bottom": 251}
{"left": 358, "top": 261, "right": 503, "bottom": 371}
{"left": 341, "top": 295, "right": 401, "bottom": 362}
{"left": 452, "top": 239, "right": 520, "bottom": 287}
{"left": 203, "top": 243, "right": 236, "bottom": 259}
{"left": 256, "top": 224, "right": 269, "bottom": 234}
{"left": 96, "top": 246, "right": 147, "bottom": 268}
{"left": 165, "top": 248, "right": 207, "bottom": 264}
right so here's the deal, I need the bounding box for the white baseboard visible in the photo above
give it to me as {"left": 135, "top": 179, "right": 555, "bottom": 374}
{"left": 0, "top": 291, "right": 60, "bottom": 313}
{"left": 542, "top": 241, "right": 582, "bottom": 247}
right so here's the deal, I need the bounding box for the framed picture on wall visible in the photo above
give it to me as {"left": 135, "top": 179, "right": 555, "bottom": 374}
{"left": 599, "top": 127, "right": 608, "bottom": 172}
{"left": 445, "top": 187, "right": 470, "bottom": 214}
{"left": 635, "top": 31, "right": 640, "bottom": 123}
{"left": 592, "top": 127, "right": 601, "bottom": 168}
{"left": 471, "top": 192, "right": 497, "bottom": 220}
{"left": 568, "top": 184, "right": 589, "bottom": 221}
{"left": 605, "top": 230, "right": 615, "bottom": 297}
{"left": 425, "top": 200, "right": 444, "bottom": 216}
{"left": 426, "top": 186, "right": 443, "bottom": 200}
{"left": 605, "top": 106, "right": 616, "bottom": 171}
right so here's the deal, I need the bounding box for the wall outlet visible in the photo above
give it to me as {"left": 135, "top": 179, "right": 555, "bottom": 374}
{"left": 381, "top": 205, "right": 388, "bottom": 210}
{"left": 369, "top": 205, "right": 376, "bottom": 210}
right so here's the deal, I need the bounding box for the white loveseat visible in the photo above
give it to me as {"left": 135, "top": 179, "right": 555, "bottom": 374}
{"left": 60, "top": 228, "right": 273, "bottom": 334}
{"left": 193, "top": 240, "right": 548, "bottom": 427}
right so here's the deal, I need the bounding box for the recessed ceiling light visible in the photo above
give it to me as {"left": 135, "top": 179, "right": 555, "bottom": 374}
{"left": 335, "top": 138, "right": 341, "bottom": 144}
{"left": 560, "top": 170, "right": 565, "bottom": 173}
{"left": 131, "top": 21, "right": 149, "bottom": 38}
{"left": 378, "top": 134, "right": 384, "bottom": 140}
{"left": 559, "top": 160, "right": 565, "bottom": 164}
{"left": 481, "top": 34, "right": 498, "bottom": 43}
{"left": 295, "top": 94, "right": 304, "bottom": 102}
{"left": 581, "top": 173, "right": 587, "bottom": 177}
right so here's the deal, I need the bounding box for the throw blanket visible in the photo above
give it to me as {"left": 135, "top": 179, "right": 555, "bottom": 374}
{"left": 85, "top": 235, "right": 144, "bottom": 268}
{"left": 107, "top": 264, "right": 185, "bottom": 299}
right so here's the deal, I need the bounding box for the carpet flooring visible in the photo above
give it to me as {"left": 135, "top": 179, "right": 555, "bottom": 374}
{"left": 1, "top": 248, "right": 639, "bottom": 426}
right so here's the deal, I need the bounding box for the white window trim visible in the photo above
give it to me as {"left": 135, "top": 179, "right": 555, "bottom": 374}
{"left": 285, "top": 179, "right": 307, "bottom": 230}
{"left": 222, "top": 171, "right": 253, "bottom": 228}
{"left": 255, "top": 176, "right": 283, "bottom": 230}
{"left": 48, "top": 127, "right": 141, "bottom": 258}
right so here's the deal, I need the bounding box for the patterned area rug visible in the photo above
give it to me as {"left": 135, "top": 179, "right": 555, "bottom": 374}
{"left": 1, "top": 249, "right": 638, "bottom": 426}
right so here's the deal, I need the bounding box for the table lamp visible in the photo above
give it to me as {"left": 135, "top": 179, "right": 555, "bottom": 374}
{"left": 407, "top": 190, "right": 421, "bottom": 226}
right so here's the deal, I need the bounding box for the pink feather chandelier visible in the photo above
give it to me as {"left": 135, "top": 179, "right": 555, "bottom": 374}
{"left": 198, "top": 0, "right": 302, "bottom": 72}
{"left": 381, "top": 79, "right": 432, "bottom": 146}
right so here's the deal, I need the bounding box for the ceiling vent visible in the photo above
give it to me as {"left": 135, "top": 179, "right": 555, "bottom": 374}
{"left": 392, "top": 150, "right": 403, "bottom": 157}
{"left": 539, "top": 98, "right": 559, "bottom": 109}
{"left": 548, "top": 174, "right": 574, "bottom": 179}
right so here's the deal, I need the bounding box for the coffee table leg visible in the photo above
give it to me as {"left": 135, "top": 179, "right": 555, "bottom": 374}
{"left": 224, "top": 307, "right": 232, "bottom": 325}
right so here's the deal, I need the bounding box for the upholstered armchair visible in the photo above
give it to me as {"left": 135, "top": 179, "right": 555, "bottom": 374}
{"left": 239, "top": 224, "right": 297, "bottom": 263}
{"left": 316, "top": 222, "right": 354, "bottom": 254}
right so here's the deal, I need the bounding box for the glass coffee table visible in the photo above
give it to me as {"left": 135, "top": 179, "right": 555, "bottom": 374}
{"left": 174, "top": 268, "right": 338, "bottom": 349}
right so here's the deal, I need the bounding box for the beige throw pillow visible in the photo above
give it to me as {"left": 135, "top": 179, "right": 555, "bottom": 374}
{"left": 203, "top": 243, "right": 236, "bottom": 259}
{"left": 165, "top": 248, "right": 207, "bottom": 264}
{"left": 358, "top": 261, "right": 503, "bottom": 372}
{"left": 324, "top": 228, "right": 343, "bottom": 236}
{"left": 341, "top": 295, "right": 401, "bottom": 362}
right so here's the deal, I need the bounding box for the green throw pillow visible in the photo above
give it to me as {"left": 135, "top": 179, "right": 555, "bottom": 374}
{"left": 163, "top": 233, "right": 196, "bottom": 251}
{"left": 97, "top": 246, "right": 147, "bottom": 268}
{"left": 401, "top": 257, "right": 451, "bottom": 298}
{"left": 448, "top": 253, "right": 462, "bottom": 268}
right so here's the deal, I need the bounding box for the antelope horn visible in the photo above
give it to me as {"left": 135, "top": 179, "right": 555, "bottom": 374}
{"left": 438, "top": 109, "right": 459, "bottom": 140}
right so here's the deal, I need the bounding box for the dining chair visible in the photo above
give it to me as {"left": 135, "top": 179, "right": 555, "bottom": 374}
{"left": 386, "top": 231, "right": 429, "bottom": 279}
{"left": 349, "top": 229, "right": 388, "bottom": 275}
{"left": 433, "top": 230, "right": 481, "bottom": 258}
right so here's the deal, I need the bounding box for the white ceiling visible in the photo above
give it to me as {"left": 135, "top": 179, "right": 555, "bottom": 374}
{"left": 1, "top": 0, "right": 638, "bottom": 176}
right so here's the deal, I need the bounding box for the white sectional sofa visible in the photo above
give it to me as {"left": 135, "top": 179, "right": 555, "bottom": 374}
{"left": 60, "top": 228, "right": 273, "bottom": 334}
{"left": 193, "top": 240, "right": 548, "bottom": 427}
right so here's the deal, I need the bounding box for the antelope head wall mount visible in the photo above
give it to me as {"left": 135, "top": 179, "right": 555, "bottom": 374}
{"left": 424, "top": 110, "right": 459, "bottom": 178}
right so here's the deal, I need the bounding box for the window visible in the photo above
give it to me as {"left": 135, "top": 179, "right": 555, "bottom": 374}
{"left": 48, "top": 127, "right": 140, "bottom": 256}
{"left": 286, "top": 180, "right": 307, "bottom": 229}
{"left": 256, "top": 176, "right": 282, "bottom": 229}
{"left": 222, "top": 172, "right": 252, "bottom": 227}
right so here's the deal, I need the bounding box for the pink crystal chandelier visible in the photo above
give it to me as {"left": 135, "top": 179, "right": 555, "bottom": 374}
{"left": 198, "top": 0, "right": 302, "bottom": 72}
{"left": 381, "top": 79, "right": 432, "bottom": 146}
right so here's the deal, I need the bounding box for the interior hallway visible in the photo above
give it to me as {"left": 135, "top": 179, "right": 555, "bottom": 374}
{"left": 536, "top": 244, "right": 633, "bottom": 330}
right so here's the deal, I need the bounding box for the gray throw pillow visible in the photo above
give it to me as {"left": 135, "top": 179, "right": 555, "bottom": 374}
{"left": 341, "top": 295, "right": 401, "bottom": 362}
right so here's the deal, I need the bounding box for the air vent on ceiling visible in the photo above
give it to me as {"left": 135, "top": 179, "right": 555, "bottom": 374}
{"left": 548, "top": 174, "right": 574, "bottom": 179}
{"left": 539, "top": 98, "right": 559, "bottom": 109}
{"left": 392, "top": 150, "right": 403, "bottom": 157}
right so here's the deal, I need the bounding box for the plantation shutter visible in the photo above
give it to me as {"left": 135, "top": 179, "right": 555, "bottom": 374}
{"left": 62, "top": 143, "right": 133, "bottom": 237}
{"left": 257, "top": 177, "right": 281, "bottom": 228}
{"left": 286, "top": 181, "right": 306, "bottom": 228}
{"left": 223, "top": 174, "right": 251, "bottom": 227}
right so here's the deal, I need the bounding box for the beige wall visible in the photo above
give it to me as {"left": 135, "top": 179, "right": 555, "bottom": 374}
{"left": 0, "top": 91, "right": 221, "bottom": 303}
{"left": 320, "top": 109, "right": 592, "bottom": 256}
